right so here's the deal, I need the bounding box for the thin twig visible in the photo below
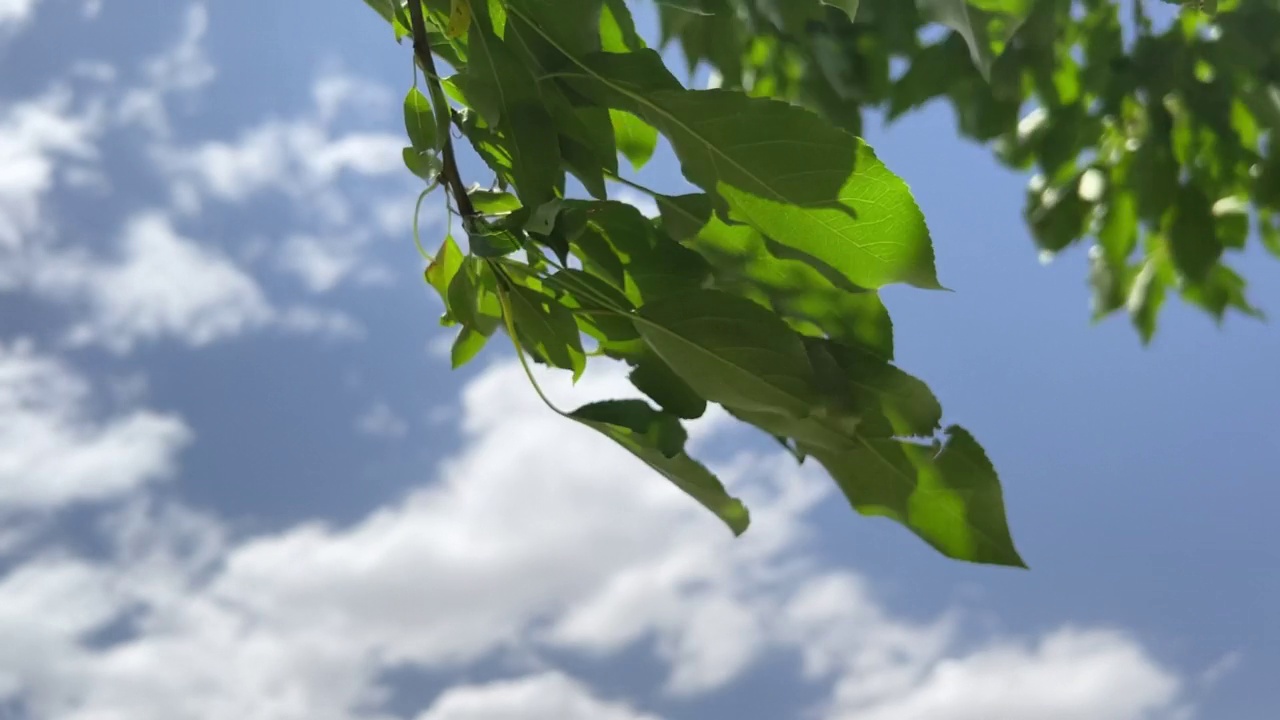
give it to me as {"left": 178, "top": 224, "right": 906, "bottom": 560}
{"left": 406, "top": 1, "right": 476, "bottom": 219}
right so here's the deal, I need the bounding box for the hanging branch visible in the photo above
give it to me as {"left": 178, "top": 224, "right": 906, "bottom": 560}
{"left": 405, "top": 0, "right": 476, "bottom": 219}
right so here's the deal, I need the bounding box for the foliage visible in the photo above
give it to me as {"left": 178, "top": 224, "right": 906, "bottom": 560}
{"left": 362, "top": 0, "right": 1031, "bottom": 566}
{"left": 656, "top": 0, "right": 1280, "bottom": 341}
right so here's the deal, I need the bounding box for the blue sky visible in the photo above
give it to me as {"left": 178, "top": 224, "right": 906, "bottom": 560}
{"left": 1, "top": 1, "right": 1277, "bottom": 718}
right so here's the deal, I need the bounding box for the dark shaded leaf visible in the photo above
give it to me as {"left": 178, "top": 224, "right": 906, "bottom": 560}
{"left": 630, "top": 350, "right": 707, "bottom": 419}
{"left": 570, "top": 400, "right": 750, "bottom": 535}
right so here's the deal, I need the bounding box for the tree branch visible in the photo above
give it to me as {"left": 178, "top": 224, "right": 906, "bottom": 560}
{"left": 406, "top": 1, "right": 476, "bottom": 219}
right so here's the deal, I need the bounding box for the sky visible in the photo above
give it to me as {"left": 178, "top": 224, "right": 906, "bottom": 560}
{"left": 0, "top": 1, "right": 1277, "bottom": 718}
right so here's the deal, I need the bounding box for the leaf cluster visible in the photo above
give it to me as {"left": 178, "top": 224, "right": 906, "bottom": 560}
{"left": 659, "top": 0, "right": 1280, "bottom": 340}
{"left": 363, "top": 0, "right": 1025, "bottom": 567}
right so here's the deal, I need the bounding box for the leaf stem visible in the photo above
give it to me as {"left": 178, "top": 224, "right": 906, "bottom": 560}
{"left": 493, "top": 264, "right": 569, "bottom": 417}
{"left": 412, "top": 182, "right": 440, "bottom": 260}
{"left": 406, "top": 1, "right": 476, "bottom": 220}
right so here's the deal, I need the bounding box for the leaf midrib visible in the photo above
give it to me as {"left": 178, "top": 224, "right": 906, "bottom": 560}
{"left": 635, "top": 310, "right": 814, "bottom": 413}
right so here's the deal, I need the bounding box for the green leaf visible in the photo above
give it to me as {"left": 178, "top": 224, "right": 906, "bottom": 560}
{"left": 680, "top": 210, "right": 896, "bottom": 357}
{"left": 804, "top": 426, "right": 1026, "bottom": 567}
{"left": 918, "top": 0, "right": 1031, "bottom": 81}
{"left": 568, "top": 200, "right": 711, "bottom": 304}
{"left": 451, "top": 325, "right": 489, "bottom": 367}
{"left": 404, "top": 87, "right": 439, "bottom": 154}
{"left": 488, "top": 0, "right": 507, "bottom": 37}
{"left": 426, "top": 234, "right": 465, "bottom": 314}
{"left": 635, "top": 289, "right": 820, "bottom": 416}
{"left": 403, "top": 147, "right": 441, "bottom": 180}
{"left": 465, "top": 21, "right": 564, "bottom": 208}
{"left": 610, "top": 109, "right": 658, "bottom": 170}
{"left": 470, "top": 189, "right": 522, "bottom": 215}
{"left": 362, "top": 0, "right": 395, "bottom": 24}
{"left": 467, "top": 220, "right": 523, "bottom": 257}
{"left": 1126, "top": 253, "right": 1167, "bottom": 344}
{"left": 448, "top": 256, "right": 504, "bottom": 336}
{"left": 569, "top": 400, "right": 750, "bottom": 535}
{"left": 544, "top": 47, "right": 942, "bottom": 289}
{"left": 1167, "top": 185, "right": 1224, "bottom": 283}
{"left": 821, "top": 0, "right": 860, "bottom": 21}
{"left": 506, "top": 0, "right": 603, "bottom": 57}
{"left": 630, "top": 350, "right": 707, "bottom": 419}
{"left": 1181, "top": 264, "right": 1262, "bottom": 322}
{"left": 457, "top": 110, "right": 516, "bottom": 188}
{"left": 600, "top": 0, "right": 644, "bottom": 52}
{"left": 526, "top": 199, "right": 564, "bottom": 235}
{"left": 505, "top": 282, "right": 587, "bottom": 378}
{"left": 810, "top": 339, "right": 941, "bottom": 438}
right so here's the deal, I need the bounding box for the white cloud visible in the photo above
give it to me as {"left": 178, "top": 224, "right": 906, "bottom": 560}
{"left": 278, "top": 233, "right": 393, "bottom": 293}
{"left": 0, "top": 0, "right": 38, "bottom": 33}
{"left": 0, "top": 89, "right": 100, "bottom": 268}
{"left": 38, "top": 212, "right": 274, "bottom": 352}
{"left": 149, "top": 73, "right": 413, "bottom": 295}
{"left": 611, "top": 186, "right": 659, "bottom": 219}
{"left": 417, "top": 673, "right": 662, "bottom": 720}
{"left": 312, "top": 68, "right": 394, "bottom": 125}
{"left": 837, "top": 629, "right": 1183, "bottom": 720}
{"left": 118, "top": 4, "right": 215, "bottom": 136}
{"left": 28, "top": 212, "right": 361, "bottom": 352}
{"left": 0, "top": 359, "right": 1190, "bottom": 719}
{"left": 355, "top": 401, "right": 409, "bottom": 440}
{"left": 158, "top": 118, "right": 403, "bottom": 213}
{"left": 0, "top": 340, "right": 190, "bottom": 510}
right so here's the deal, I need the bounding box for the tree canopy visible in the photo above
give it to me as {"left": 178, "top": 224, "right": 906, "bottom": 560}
{"left": 359, "top": 0, "right": 1278, "bottom": 568}
{"left": 660, "top": 0, "right": 1279, "bottom": 340}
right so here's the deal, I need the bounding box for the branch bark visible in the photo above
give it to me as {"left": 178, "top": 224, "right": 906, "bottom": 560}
{"left": 406, "top": 1, "right": 476, "bottom": 219}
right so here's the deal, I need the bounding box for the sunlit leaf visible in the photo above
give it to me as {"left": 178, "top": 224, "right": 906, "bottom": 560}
{"left": 636, "top": 289, "right": 820, "bottom": 416}
{"left": 805, "top": 426, "right": 1025, "bottom": 567}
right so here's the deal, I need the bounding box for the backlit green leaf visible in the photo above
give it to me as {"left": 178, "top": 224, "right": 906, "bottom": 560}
{"left": 804, "top": 426, "right": 1025, "bottom": 567}
{"left": 451, "top": 325, "right": 489, "bottom": 367}
{"left": 465, "top": 21, "right": 563, "bottom": 208}
{"left": 448, "top": 256, "right": 504, "bottom": 336}
{"left": 636, "top": 289, "right": 820, "bottom": 416}
{"left": 426, "top": 234, "right": 465, "bottom": 316}
{"left": 404, "top": 87, "right": 439, "bottom": 154}
{"left": 539, "top": 46, "right": 942, "bottom": 290}
{"left": 610, "top": 109, "right": 658, "bottom": 170}
{"left": 505, "top": 282, "right": 587, "bottom": 378}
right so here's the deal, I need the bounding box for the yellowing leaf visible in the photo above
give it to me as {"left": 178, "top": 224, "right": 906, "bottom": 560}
{"left": 447, "top": 0, "right": 472, "bottom": 38}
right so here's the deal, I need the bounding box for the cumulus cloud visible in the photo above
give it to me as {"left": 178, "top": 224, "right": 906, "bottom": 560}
{"left": 278, "top": 233, "right": 393, "bottom": 293}
{"left": 0, "top": 358, "right": 1191, "bottom": 719}
{"left": 149, "top": 65, "right": 418, "bottom": 293}
{"left": 0, "top": 88, "right": 100, "bottom": 266}
{"left": 0, "top": 340, "right": 190, "bottom": 510}
{"left": 839, "top": 629, "right": 1183, "bottom": 720}
{"left": 416, "top": 673, "right": 662, "bottom": 720}
{"left": 25, "top": 212, "right": 361, "bottom": 352}
{"left": 117, "top": 3, "right": 215, "bottom": 136}
{"left": 160, "top": 122, "right": 402, "bottom": 211}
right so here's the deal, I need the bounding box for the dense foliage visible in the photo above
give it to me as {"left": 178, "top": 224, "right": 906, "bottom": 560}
{"left": 657, "top": 0, "right": 1280, "bottom": 340}
{"left": 355, "top": 0, "right": 1276, "bottom": 567}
